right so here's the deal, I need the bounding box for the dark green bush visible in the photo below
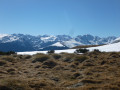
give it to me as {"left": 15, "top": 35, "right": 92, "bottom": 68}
{"left": 47, "top": 50, "right": 55, "bottom": 54}
{"left": 0, "top": 51, "right": 16, "bottom": 55}
{"left": 93, "top": 49, "right": 101, "bottom": 53}
{"left": 75, "top": 48, "right": 89, "bottom": 53}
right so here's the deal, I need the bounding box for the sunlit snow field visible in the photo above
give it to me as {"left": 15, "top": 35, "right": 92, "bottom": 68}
{"left": 17, "top": 42, "right": 120, "bottom": 55}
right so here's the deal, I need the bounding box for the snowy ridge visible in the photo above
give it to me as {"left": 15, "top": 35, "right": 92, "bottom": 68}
{"left": 0, "top": 34, "right": 9, "bottom": 39}
{"left": 0, "top": 34, "right": 117, "bottom": 52}
{"left": 62, "top": 39, "right": 82, "bottom": 48}
{"left": 41, "top": 35, "right": 56, "bottom": 42}
{"left": 112, "top": 37, "right": 120, "bottom": 43}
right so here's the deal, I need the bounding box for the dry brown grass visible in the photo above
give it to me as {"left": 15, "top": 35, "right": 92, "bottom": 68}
{"left": 72, "top": 45, "right": 104, "bottom": 49}
{"left": 0, "top": 52, "right": 120, "bottom": 89}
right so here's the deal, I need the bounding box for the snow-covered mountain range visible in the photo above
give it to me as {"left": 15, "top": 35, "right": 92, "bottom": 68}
{"left": 0, "top": 34, "right": 117, "bottom": 52}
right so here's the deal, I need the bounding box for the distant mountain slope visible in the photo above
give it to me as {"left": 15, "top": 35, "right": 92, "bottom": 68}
{"left": 0, "top": 34, "right": 117, "bottom": 52}
{"left": 112, "top": 37, "right": 120, "bottom": 43}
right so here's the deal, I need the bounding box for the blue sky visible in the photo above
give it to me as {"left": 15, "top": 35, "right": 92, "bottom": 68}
{"left": 0, "top": 0, "right": 120, "bottom": 37}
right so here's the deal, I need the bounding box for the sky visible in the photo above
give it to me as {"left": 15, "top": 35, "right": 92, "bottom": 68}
{"left": 0, "top": 0, "right": 120, "bottom": 37}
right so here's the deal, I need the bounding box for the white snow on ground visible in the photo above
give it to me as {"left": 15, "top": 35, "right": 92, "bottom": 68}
{"left": 17, "top": 42, "right": 120, "bottom": 55}
{"left": 17, "top": 49, "right": 76, "bottom": 55}
{"left": 51, "top": 42, "right": 64, "bottom": 47}
{"left": 88, "top": 42, "right": 120, "bottom": 52}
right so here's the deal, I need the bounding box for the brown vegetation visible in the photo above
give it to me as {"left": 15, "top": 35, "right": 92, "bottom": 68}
{"left": 72, "top": 45, "right": 104, "bottom": 49}
{"left": 0, "top": 51, "right": 120, "bottom": 90}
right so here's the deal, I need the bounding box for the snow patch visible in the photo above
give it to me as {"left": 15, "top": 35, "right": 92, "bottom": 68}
{"left": 41, "top": 36, "right": 56, "bottom": 41}
{"left": 88, "top": 42, "right": 120, "bottom": 52}
{"left": 17, "top": 49, "right": 76, "bottom": 55}
{"left": 51, "top": 42, "right": 64, "bottom": 47}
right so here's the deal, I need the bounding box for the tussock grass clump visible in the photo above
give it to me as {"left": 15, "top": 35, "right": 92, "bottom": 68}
{"left": 81, "top": 79, "right": 102, "bottom": 84}
{"left": 0, "top": 79, "right": 31, "bottom": 90}
{"left": 109, "top": 52, "right": 120, "bottom": 58}
{"left": 74, "top": 55, "right": 88, "bottom": 63}
{"left": 7, "top": 68, "right": 16, "bottom": 74}
{"left": 0, "top": 60, "right": 7, "bottom": 66}
{"left": 42, "top": 60, "right": 57, "bottom": 68}
{"left": 32, "top": 54, "right": 50, "bottom": 63}
{"left": 63, "top": 56, "right": 73, "bottom": 62}
{"left": 0, "top": 56, "right": 16, "bottom": 62}
{"left": 52, "top": 54, "right": 61, "bottom": 59}
{"left": 62, "top": 53, "right": 76, "bottom": 62}
{"left": 29, "top": 79, "right": 55, "bottom": 89}
{"left": 23, "top": 55, "right": 32, "bottom": 59}
{"left": 71, "top": 72, "right": 82, "bottom": 79}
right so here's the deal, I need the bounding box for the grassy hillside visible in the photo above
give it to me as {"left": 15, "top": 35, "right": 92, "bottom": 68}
{"left": 0, "top": 51, "right": 120, "bottom": 90}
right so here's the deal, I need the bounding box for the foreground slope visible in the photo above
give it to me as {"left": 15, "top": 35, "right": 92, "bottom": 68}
{"left": 0, "top": 52, "right": 120, "bottom": 89}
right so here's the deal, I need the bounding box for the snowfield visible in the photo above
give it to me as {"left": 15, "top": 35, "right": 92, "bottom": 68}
{"left": 88, "top": 42, "right": 120, "bottom": 52}
{"left": 17, "top": 49, "right": 76, "bottom": 55}
{"left": 17, "top": 42, "right": 120, "bottom": 55}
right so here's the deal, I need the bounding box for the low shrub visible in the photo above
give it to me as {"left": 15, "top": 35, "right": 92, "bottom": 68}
{"left": 0, "top": 51, "right": 16, "bottom": 55}
{"left": 93, "top": 49, "right": 101, "bottom": 53}
{"left": 47, "top": 50, "right": 55, "bottom": 54}
{"left": 75, "top": 48, "right": 89, "bottom": 53}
